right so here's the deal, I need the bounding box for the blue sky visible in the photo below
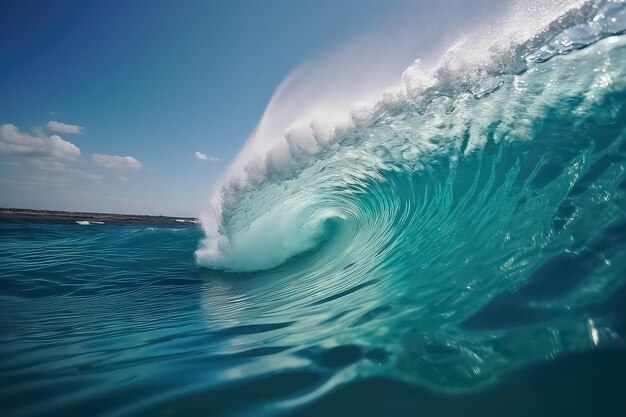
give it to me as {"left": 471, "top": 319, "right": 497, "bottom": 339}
{"left": 0, "top": 0, "right": 490, "bottom": 216}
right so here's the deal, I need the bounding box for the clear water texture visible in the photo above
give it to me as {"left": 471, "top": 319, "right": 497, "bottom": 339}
{"left": 3, "top": 1, "right": 626, "bottom": 416}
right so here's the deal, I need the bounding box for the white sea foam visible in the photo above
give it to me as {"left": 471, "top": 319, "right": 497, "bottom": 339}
{"left": 217, "top": 0, "right": 586, "bottom": 192}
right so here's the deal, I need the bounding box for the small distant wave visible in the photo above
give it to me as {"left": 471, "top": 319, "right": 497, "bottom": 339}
{"left": 76, "top": 221, "right": 105, "bottom": 225}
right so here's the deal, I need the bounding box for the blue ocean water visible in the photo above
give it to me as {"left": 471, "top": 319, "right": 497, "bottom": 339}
{"left": 3, "top": 1, "right": 626, "bottom": 416}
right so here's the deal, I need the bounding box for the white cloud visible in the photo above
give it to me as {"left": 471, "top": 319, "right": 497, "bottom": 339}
{"left": 195, "top": 151, "right": 219, "bottom": 161}
{"left": 92, "top": 153, "right": 143, "bottom": 170}
{"left": 0, "top": 161, "right": 101, "bottom": 192}
{"left": 0, "top": 124, "right": 81, "bottom": 161}
{"left": 46, "top": 121, "right": 84, "bottom": 134}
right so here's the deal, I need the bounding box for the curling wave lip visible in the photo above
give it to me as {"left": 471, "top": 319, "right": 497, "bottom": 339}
{"left": 197, "top": 0, "right": 626, "bottom": 272}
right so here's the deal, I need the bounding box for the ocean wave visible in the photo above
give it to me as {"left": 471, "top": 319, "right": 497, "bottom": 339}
{"left": 192, "top": 1, "right": 626, "bottom": 388}
{"left": 197, "top": 0, "right": 626, "bottom": 272}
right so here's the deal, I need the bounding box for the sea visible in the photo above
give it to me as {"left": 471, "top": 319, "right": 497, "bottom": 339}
{"left": 3, "top": 1, "right": 626, "bottom": 416}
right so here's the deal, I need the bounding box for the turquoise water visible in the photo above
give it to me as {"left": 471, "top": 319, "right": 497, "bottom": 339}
{"left": 3, "top": 1, "right": 626, "bottom": 416}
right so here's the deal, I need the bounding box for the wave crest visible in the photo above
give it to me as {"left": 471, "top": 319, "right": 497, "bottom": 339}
{"left": 197, "top": 0, "right": 626, "bottom": 272}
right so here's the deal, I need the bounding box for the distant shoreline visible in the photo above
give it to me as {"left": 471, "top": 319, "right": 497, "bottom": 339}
{"left": 0, "top": 208, "right": 198, "bottom": 225}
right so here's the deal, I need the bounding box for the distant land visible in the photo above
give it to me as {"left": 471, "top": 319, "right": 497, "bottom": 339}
{"left": 0, "top": 208, "right": 198, "bottom": 225}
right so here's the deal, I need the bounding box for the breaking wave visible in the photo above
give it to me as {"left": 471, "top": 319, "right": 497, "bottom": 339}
{"left": 198, "top": 0, "right": 626, "bottom": 273}
{"left": 195, "top": 0, "right": 626, "bottom": 390}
